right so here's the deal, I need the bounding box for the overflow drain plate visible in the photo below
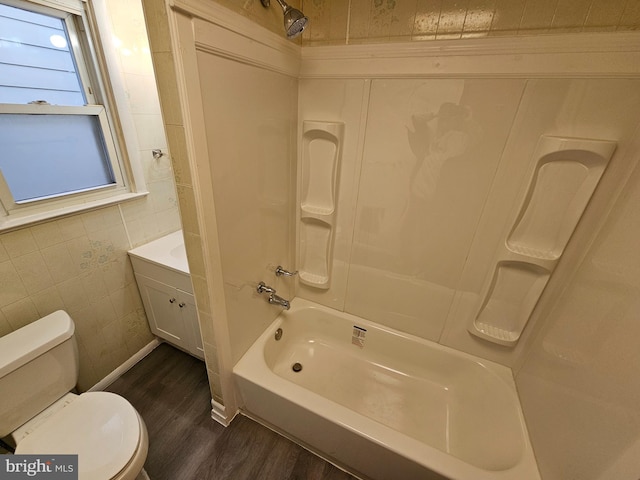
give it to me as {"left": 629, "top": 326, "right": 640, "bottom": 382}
{"left": 292, "top": 362, "right": 303, "bottom": 372}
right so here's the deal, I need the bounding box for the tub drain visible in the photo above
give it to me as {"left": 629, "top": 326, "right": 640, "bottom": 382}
{"left": 292, "top": 362, "right": 303, "bottom": 372}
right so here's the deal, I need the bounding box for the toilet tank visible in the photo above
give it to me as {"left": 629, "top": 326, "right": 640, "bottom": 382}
{"left": 0, "top": 311, "right": 78, "bottom": 438}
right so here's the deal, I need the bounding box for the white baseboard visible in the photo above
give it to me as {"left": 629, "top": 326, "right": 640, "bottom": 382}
{"left": 88, "top": 339, "right": 161, "bottom": 392}
{"left": 211, "top": 398, "right": 236, "bottom": 427}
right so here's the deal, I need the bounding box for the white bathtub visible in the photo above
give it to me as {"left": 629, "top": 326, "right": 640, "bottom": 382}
{"left": 233, "top": 299, "right": 540, "bottom": 480}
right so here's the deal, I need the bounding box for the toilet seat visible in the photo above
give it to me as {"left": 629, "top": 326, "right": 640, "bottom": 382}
{"left": 15, "top": 392, "right": 143, "bottom": 480}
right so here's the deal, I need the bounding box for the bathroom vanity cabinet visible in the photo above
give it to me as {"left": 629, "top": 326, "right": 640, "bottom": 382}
{"left": 128, "top": 231, "right": 204, "bottom": 360}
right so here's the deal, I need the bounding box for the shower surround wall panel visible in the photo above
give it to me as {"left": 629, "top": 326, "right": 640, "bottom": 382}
{"left": 195, "top": 48, "right": 298, "bottom": 365}
{"left": 299, "top": 51, "right": 640, "bottom": 367}
{"left": 297, "top": 77, "right": 527, "bottom": 336}
{"left": 344, "top": 79, "right": 525, "bottom": 341}
{"left": 441, "top": 78, "right": 640, "bottom": 364}
{"left": 470, "top": 136, "right": 616, "bottom": 346}
{"left": 144, "top": 0, "right": 303, "bottom": 417}
{"left": 296, "top": 79, "right": 369, "bottom": 311}
{"left": 516, "top": 156, "right": 640, "bottom": 480}
{"left": 296, "top": 41, "right": 640, "bottom": 480}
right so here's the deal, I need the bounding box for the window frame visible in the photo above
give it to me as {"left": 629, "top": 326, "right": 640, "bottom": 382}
{"left": 0, "top": 0, "right": 147, "bottom": 230}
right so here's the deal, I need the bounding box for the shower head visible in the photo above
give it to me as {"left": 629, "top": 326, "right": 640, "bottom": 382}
{"left": 261, "top": 0, "right": 309, "bottom": 40}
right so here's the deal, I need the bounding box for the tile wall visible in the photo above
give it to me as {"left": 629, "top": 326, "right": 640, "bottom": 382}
{"left": 208, "top": 0, "right": 640, "bottom": 46}
{"left": 0, "top": 0, "right": 181, "bottom": 391}
{"left": 303, "top": 0, "right": 640, "bottom": 45}
{"left": 141, "top": 0, "right": 226, "bottom": 406}
{"left": 211, "top": 0, "right": 304, "bottom": 41}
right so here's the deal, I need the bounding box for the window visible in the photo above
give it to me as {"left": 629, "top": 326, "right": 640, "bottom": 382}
{"left": 0, "top": 0, "right": 142, "bottom": 228}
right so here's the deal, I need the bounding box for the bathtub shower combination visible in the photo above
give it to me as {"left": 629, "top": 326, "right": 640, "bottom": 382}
{"left": 153, "top": 1, "right": 640, "bottom": 477}
{"left": 234, "top": 299, "right": 540, "bottom": 480}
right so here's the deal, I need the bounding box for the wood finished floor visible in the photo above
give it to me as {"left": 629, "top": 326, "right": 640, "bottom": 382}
{"left": 107, "top": 343, "right": 358, "bottom": 480}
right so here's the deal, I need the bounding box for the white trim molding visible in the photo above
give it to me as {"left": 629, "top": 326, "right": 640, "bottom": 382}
{"left": 88, "top": 339, "right": 160, "bottom": 392}
{"left": 172, "top": 0, "right": 300, "bottom": 77}
{"left": 160, "top": 0, "right": 303, "bottom": 422}
{"left": 211, "top": 398, "right": 235, "bottom": 426}
{"left": 300, "top": 32, "right": 640, "bottom": 79}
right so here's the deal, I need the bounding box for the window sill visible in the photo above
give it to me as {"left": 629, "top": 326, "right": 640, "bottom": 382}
{"left": 0, "top": 191, "right": 149, "bottom": 233}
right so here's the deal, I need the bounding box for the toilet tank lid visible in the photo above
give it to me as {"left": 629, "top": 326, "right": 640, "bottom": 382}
{"left": 0, "top": 311, "right": 74, "bottom": 380}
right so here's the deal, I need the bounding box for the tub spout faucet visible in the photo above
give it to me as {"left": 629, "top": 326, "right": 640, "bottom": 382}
{"left": 269, "top": 293, "right": 290, "bottom": 310}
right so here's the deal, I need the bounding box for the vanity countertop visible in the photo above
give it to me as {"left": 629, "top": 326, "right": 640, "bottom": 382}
{"left": 128, "top": 230, "right": 189, "bottom": 275}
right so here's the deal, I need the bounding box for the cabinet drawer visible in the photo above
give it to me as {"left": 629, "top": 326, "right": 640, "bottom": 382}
{"left": 129, "top": 256, "right": 193, "bottom": 293}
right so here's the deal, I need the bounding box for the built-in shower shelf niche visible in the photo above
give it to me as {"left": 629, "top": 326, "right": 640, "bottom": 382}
{"left": 506, "top": 136, "right": 616, "bottom": 260}
{"left": 299, "top": 120, "right": 345, "bottom": 289}
{"left": 474, "top": 261, "right": 551, "bottom": 345}
{"left": 470, "top": 135, "right": 616, "bottom": 346}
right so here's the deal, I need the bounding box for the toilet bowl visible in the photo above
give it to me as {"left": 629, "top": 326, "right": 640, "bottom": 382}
{"left": 14, "top": 392, "right": 148, "bottom": 480}
{"left": 0, "top": 311, "right": 149, "bottom": 480}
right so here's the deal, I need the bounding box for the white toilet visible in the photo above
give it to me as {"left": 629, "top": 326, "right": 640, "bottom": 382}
{"left": 0, "top": 310, "right": 149, "bottom": 480}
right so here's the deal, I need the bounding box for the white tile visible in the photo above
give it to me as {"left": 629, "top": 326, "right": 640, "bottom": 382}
{"left": 132, "top": 114, "right": 167, "bottom": 150}
{"left": 56, "top": 216, "right": 87, "bottom": 241}
{"left": 65, "top": 236, "right": 93, "bottom": 272}
{"left": 3, "top": 298, "right": 39, "bottom": 331}
{"left": 141, "top": 148, "right": 173, "bottom": 183}
{"left": 75, "top": 338, "right": 99, "bottom": 391}
{"left": 203, "top": 340, "right": 220, "bottom": 373}
{"left": 124, "top": 73, "right": 162, "bottom": 115}
{"left": 82, "top": 270, "right": 110, "bottom": 303}
{"left": 120, "top": 46, "right": 155, "bottom": 76}
{"left": 102, "top": 256, "right": 132, "bottom": 294}
{"left": 41, "top": 243, "right": 80, "bottom": 284}
{"left": 109, "top": 285, "right": 136, "bottom": 318}
{"left": 0, "top": 309, "right": 12, "bottom": 337}
{"left": 31, "top": 286, "right": 66, "bottom": 317}
{"left": 67, "top": 302, "right": 100, "bottom": 340}
{"left": 151, "top": 51, "right": 183, "bottom": 126}
{"left": 12, "top": 251, "right": 54, "bottom": 295}
{"left": 31, "top": 222, "right": 65, "bottom": 249}
{"left": 155, "top": 208, "right": 182, "bottom": 238}
{"left": 149, "top": 179, "right": 178, "bottom": 213}
{"left": 81, "top": 207, "right": 123, "bottom": 234}
{"left": 0, "top": 241, "right": 8, "bottom": 263}
{"left": 57, "top": 277, "right": 90, "bottom": 312}
{"left": 120, "top": 196, "right": 154, "bottom": 222}
{"left": 165, "top": 124, "right": 191, "bottom": 186}
{"left": 1, "top": 229, "right": 38, "bottom": 258}
{"left": 124, "top": 308, "right": 154, "bottom": 356}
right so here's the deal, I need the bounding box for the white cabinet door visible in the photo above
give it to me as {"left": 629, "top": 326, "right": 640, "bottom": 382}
{"left": 135, "top": 273, "right": 191, "bottom": 352}
{"left": 177, "top": 289, "right": 204, "bottom": 359}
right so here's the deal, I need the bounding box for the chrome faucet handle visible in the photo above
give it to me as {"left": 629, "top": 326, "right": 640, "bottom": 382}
{"left": 257, "top": 282, "right": 276, "bottom": 295}
{"left": 275, "top": 265, "right": 298, "bottom": 277}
